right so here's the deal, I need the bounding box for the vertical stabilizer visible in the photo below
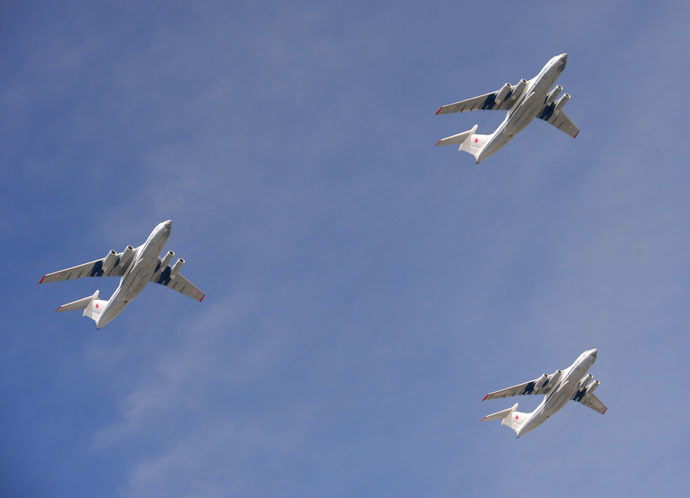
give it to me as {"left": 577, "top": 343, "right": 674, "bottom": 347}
{"left": 56, "top": 290, "right": 107, "bottom": 325}
{"left": 83, "top": 290, "right": 107, "bottom": 323}
{"left": 481, "top": 403, "right": 529, "bottom": 435}
{"left": 435, "top": 124, "right": 491, "bottom": 161}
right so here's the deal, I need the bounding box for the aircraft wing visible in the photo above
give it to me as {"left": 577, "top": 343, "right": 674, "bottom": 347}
{"left": 151, "top": 264, "right": 205, "bottom": 302}
{"left": 577, "top": 392, "right": 607, "bottom": 415}
{"left": 40, "top": 251, "right": 129, "bottom": 283}
{"left": 436, "top": 87, "right": 519, "bottom": 115}
{"left": 483, "top": 371, "right": 561, "bottom": 401}
{"left": 537, "top": 108, "right": 579, "bottom": 138}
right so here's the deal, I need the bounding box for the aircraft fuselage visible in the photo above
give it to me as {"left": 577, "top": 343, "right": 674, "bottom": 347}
{"left": 476, "top": 53, "right": 568, "bottom": 163}
{"left": 96, "top": 220, "right": 172, "bottom": 328}
{"left": 516, "top": 349, "right": 597, "bottom": 437}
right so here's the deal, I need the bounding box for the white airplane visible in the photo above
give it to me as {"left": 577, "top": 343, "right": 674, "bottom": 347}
{"left": 39, "top": 220, "right": 204, "bottom": 329}
{"left": 481, "top": 349, "right": 606, "bottom": 438}
{"left": 435, "top": 53, "right": 579, "bottom": 163}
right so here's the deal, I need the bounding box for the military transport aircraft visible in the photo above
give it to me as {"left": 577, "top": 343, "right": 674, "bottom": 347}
{"left": 435, "top": 53, "right": 579, "bottom": 163}
{"left": 481, "top": 349, "right": 606, "bottom": 438}
{"left": 39, "top": 220, "right": 204, "bottom": 329}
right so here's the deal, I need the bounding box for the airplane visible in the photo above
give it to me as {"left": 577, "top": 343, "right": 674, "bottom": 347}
{"left": 435, "top": 53, "right": 579, "bottom": 163}
{"left": 39, "top": 220, "right": 204, "bottom": 329}
{"left": 481, "top": 349, "right": 606, "bottom": 438}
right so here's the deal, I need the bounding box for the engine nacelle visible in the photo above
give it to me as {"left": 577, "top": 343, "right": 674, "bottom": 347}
{"left": 170, "top": 258, "right": 185, "bottom": 279}
{"left": 545, "top": 85, "right": 563, "bottom": 104}
{"left": 495, "top": 82, "right": 512, "bottom": 105}
{"left": 553, "top": 93, "right": 570, "bottom": 114}
{"left": 585, "top": 379, "right": 600, "bottom": 394}
{"left": 159, "top": 250, "right": 175, "bottom": 271}
{"left": 578, "top": 373, "right": 593, "bottom": 390}
{"left": 120, "top": 244, "right": 136, "bottom": 269}
{"left": 548, "top": 369, "right": 563, "bottom": 388}
{"left": 510, "top": 78, "right": 527, "bottom": 101}
{"left": 535, "top": 373, "right": 548, "bottom": 390}
{"left": 102, "top": 250, "right": 119, "bottom": 274}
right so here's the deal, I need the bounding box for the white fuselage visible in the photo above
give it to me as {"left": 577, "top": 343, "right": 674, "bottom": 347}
{"left": 476, "top": 53, "right": 568, "bottom": 163}
{"left": 516, "top": 349, "right": 597, "bottom": 437}
{"left": 95, "top": 221, "right": 172, "bottom": 328}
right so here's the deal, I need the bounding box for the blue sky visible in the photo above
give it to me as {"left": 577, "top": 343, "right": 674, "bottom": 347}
{"left": 2, "top": 1, "right": 690, "bottom": 496}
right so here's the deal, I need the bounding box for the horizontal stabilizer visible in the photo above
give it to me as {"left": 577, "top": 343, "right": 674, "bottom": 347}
{"left": 435, "top": 125, "right": 491, "bottom": 159}
{"left": 56, "top": 290, "right": 106, "bottom": 325}
{"left": 481, "top": 402, "right": 528, "bottom": 435}
{"left": 57, "top": 291, "right": 99, "bottom": 313}
{"left": 435, "top": 124, "right": 478, "bottom": 148}
{"left": 482, "top": 402, "right": 519, "bottom": 423}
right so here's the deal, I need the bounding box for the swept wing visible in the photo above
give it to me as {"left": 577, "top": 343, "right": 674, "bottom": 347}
{"left": 436, "top": 80, "right": 527, "bottom": 115}
{"left": 576, "top": 392, "right": 607, "bottom": 415}
{"left": 150, "top": 258, "right": 205, "bottom": 302}
{"left": 40, "top": 250, "right": 132, "bottom": 283}
{"left": 537, "top": 107, "right": 579, "bottom": 138}
{"left": 483, "top": 370, "right": 561, "bottom": 401}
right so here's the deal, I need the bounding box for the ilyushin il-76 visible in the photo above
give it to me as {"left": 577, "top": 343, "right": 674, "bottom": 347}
{"left": 435, "top": 53, "right": 579, "bottom": 163}
{"left": 39, "top": 220, "right": 204, "bottom": 329}
{"left": 481, "top": 349, "right": 606, "bottom": 438}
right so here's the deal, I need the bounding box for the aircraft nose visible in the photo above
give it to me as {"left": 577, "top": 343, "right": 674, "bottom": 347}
{"left": 557, "top": 53, "right": 567, "bottom": 70}
{"left": 591, "top": 349, "right": 598, "bottom": 358}
{"left": 163, "top": 220, "right": 172, "bottom": 230}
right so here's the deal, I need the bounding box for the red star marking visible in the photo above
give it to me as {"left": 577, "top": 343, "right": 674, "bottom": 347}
{"left": 474, "top": 138, "right": 479, "bottom": 143}
{"left": 95, "top": 303, "right": 99, "bottom": 309}
{"left": 515, "top": 415, "right": 519, "bottom": 419}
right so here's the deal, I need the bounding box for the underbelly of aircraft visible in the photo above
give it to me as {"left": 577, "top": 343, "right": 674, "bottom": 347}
{"left": 506, "top": 103, "right": 538, "bottom": 135}
{"left": 121, "top": 259, "right": 155, "bottom": 301}
{"left": 479, "top": 95, "right": 539, "bottom": 162}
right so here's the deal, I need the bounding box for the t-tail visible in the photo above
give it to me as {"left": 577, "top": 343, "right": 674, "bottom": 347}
{"left": 435, "top": 124, "right": 492, "bottom": 163}
{"left": 481, "top": 402, "right": 529, "bottom": 437}
{"left": 56, "top": 290, "right": 107, "bottom": 327}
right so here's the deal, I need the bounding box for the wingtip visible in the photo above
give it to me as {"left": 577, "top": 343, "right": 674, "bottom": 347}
{"left": 602, "top": 408, "right": 607, "bottom": 415}
{"left": 482, "top": 394, "right": 488, "bottom": 401}
{"left": 435, "top": 139, "right": 442, "bottom": 146}
{"left": 481, "top": 416, "right": 486, "bottom": 422}
{"left": 435, "top": 107, "right": 442, "bottom": 116}
{"left": 55, "top": 306, "right": 61, "bottom": 312}
{"left": 39, "top": 275, "right": 45, "bottom": 284}
{"left": 199, "top": 294, "right": 205, "bottom": 303}
{"left": 573, "top": 130, "right": 579, "bottom": 139}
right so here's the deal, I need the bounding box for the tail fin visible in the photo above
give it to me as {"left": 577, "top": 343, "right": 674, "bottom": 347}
{"left": 435, "top": 124, "right": 491, "bottom": 159}
{"left": 56, "top": 290, "right": 107, "bottom": 324}
{"left": 481, "top": 403, "right": 529, "bottom": 435}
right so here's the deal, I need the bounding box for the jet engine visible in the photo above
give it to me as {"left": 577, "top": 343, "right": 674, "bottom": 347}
{"left": 510, "top": 79, "right": 527, "bottom": 102}
{"left": 545, "top": 84, "right": 563, "bottom": 104}
{"left": 535, "top": 373, "right": 548, "bottom": 390}
{"left": 170, "top": 258, "right": 185, "bottom": 279}
{"left": 585, "top": 379, "right": 600, "bottom": 394}
{"left": 495, "top": 82, "right": 512, "bottom": 105}
{"left": 120, "top": 245, "right": 136, "bottom": 269}
{"left": 553, "top": 93, "right": 570, "bottom": 114}
{"left": 548, "top": 369, "right": 563, "bottom": 388}
{"left": 102, "top": 250, "right": 119, "bottom": 274}
{"left": 578, "top": 373, "right": 593, "bottom": 390}
{"left": 159, "top": 250, "right": 175, "bottom": 271}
